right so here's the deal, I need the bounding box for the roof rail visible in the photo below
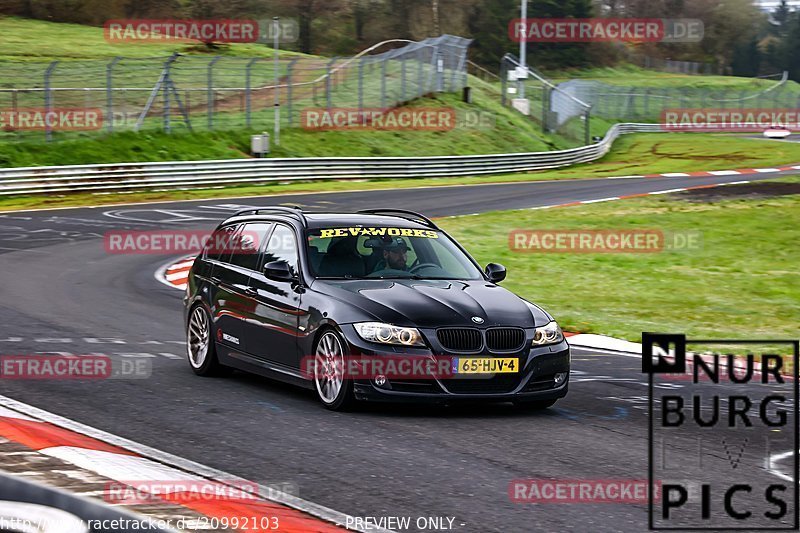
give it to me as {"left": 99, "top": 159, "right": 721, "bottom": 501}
{"left": 356, "top": 209, "right": 438, "bottom": 229}
{"left": 231, "top": 206, "right": 307, "bottom": 225}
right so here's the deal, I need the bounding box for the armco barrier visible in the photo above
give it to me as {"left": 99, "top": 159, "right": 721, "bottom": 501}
{"left": 0, "top": 473, "right": 173, "bottom": 532}
{"left": 0, "top": 123, "right": 664, "bottom": 196}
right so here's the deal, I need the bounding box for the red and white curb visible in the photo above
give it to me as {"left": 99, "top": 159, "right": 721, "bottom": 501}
{"left": 155, "top": 256, "right": 195, "bottom": 291}
{"left": 529, "top": 164, "right": 800, "bottom": 210}
{"left": 564, "top": 332, "right": 643, "bottom": 355}
{"left": 0, "top": 396, "right": 376, "bottom": 533}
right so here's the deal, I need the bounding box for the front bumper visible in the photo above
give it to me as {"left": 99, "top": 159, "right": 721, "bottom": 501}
{"left": 339, "top": 325, "right": 570, "bottom": 403}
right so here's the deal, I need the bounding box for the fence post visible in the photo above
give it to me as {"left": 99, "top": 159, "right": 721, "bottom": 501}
{"left": 401, "top": 57, "right": 407, "bottom": 102}
{"left": 433, "top": 46, "right": 443, "bottom": 92}
{"left": 358, "top": 57, "right": 365, "bottom": 115}
{"left": 380, "top": 54, "right": 388, "bottom": 109}
{"left": 428, "top": 47, "right": 439, "bottom": 94}
{"left": 417, "top": 49, "right": 425, "bottom": 98}
{"left": 500, "top": 60, "right": 506, "bottom": 107}
{"left": 542, "top": 85, "right": 550, "bottom": 133}
{"left": 326, "top": 57, "right": 337, "bottom": 112}
{"left": 162, "top": 53, "right": 180, "bottom": 134}
{"left": 585, "top": 107, "right": 591, "bottom": 146}
{"left": 245, "top": 58, "right": 259, "bottom": 129}
{"left": 286, "top": 58, "right": 298, "bottom": 126}
{"left": 106, "top": 57, "right": 122, "bottom": 134}
{"left": 44, "top": 61, "right": 58, "bottom": 142}
{"left": 207, "top": 56, "right": 221, "bottom": 131}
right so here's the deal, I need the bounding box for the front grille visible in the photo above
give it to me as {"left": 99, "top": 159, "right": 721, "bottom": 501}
{"left": 486, "top": 328, "right": 526, "bottom": 352}
{"left": 387, "top": 380, "right": 442, "bottom": 394}
{"left": 444, "top": 374, "right": 522, "bottom": 394}
{"left": 437, "top": 328, "right": 482, "bottom": 352}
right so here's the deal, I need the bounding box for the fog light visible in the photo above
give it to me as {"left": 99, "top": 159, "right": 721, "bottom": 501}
{"left": 374, "top": 375, "right": 387, "bottom": 387}
{"left": 554, "top": 372, "right": 567, "bottom": 385}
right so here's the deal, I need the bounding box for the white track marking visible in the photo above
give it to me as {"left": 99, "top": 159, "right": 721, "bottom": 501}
{"left": 165, "top": 270, "right": 190, "bottom": 282}
{"left": 649, "top": 188, "right": 686, "bottom": 195}
{"left": 753, "top": 168, "right": 780, "bottom": 173}
{"left": 154, "top": 257, "right": 190, "bottom": 291}
{"left": 0, "top": 405, "right": 37, "bottom": 421}
{"left": 581, "top": 197, "right": 620, "bottom": 204}
{"left": 766, "top": 450, "right": 795, "bottom": 482}
{"left": 707, "top": 170, "right": 740, "bottom": 176}
{"left": 661, "top": 172, "right": 690, "bottom": 177}
{"left": 0, "top": 395, "right": 389, "bottom": 533}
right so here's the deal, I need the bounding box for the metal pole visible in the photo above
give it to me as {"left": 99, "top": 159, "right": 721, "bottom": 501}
{"left": 44, "top": 61, "right": 58, "bottom": 142}
{"left": 380, "top": 55, "right": 387, "bottom": 109}
{"left": 106, "top": 57, "right": 121, "bottom": 134}
{"left": 519, "top": 0, "right": 527, "bottom": 98}
{"left": 246, "top": 58, "right": 258, "bottom": 129}
{"left": 358, "top": 57, "right": 365, "bottom": 116}
{"left": 401, "top": 57, "right": 406, "bottom": 102}
{"left": 207, "top": 56, "right": 221, "bottom": 131}
{"left": 585, "top": 108, "right": 591, "bottom": 146}
{"left": 286, "top": 58, "right": 298, "bottom": 127}
{"left": 326, "top": 57, "right": 336, "bottom": 111}
{"left": 273, "top": 17, "right": 280, "bottom": 147}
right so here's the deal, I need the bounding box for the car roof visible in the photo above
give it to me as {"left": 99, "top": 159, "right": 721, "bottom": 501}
{"left": 304, "top": 213, "right": 433, "bottom": 230}
{"left": 227, "top": 212, "right": 436, "bottom": 231}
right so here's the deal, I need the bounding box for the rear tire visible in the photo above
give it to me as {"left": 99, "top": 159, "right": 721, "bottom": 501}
{"left": 186, "top": 305, "right": 229, "bottom": 377}
{"left": 313, "top": 328, "right": 355, "bottom": 411}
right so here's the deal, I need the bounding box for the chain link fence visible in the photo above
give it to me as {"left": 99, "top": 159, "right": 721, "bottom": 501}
{"left": 500, "top": 54, "right": 592, "bottom": 147}
{"left": 554, "top": 74, "right": 800, "bottom": 123}
{"left": 0, "top": 35, "right": 471, "bottom": 142}
{"left": 499, "top": 52, "right": 800, "bottom": 142}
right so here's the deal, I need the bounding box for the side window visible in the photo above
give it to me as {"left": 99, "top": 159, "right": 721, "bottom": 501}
{"left": 262, "top": 225, "right": 299, "bottom": 276}
{"left": 205, "top": 224, "right": 240, "bottom": 263}
{"left": 230, "top": 223, "right": 273, "bottom": 271}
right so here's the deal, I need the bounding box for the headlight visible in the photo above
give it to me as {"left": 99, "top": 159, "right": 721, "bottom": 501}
{"left": 532, "top": 321, "right": 564, "bottom": 346}
{"left": 354, "top": 322, "right": 425, "bottom": 347}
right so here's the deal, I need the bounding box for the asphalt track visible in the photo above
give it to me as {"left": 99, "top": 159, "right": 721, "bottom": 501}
{"left": 0, "top": 170, "right": 798, "bottom": 532}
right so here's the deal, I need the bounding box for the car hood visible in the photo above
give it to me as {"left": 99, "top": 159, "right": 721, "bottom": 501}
{"left": 313, "top": 279, "right": 551, "bottom": 328}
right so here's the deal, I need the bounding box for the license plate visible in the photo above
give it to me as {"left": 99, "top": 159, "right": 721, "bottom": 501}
{"left": 452, "top": 357, "right": 519, "bottom": 374}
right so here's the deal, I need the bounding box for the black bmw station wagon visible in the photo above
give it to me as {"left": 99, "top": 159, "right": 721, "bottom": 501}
{"left": 184, "top": 207, "right": 570, "bottom": 410}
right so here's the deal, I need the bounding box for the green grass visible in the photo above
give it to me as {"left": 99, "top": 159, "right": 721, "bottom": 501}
{"left": 0, "top": 16, "right": 304, "bottom": 60}
{"left": 2, "top": 132, "right": 799, "bottom": 213}
{"left": 548, "top": 64, "right": 791, "bottom": 90}
{"left": 436, "top": 181, "right": 800, "bottom": 341}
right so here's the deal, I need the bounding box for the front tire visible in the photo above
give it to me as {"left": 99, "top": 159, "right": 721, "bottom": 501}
{"left": 186, "top": 305, "right": 228, "bottom": 377}
{"left": 313, "top": 328, "right": 355, "bottom": 411}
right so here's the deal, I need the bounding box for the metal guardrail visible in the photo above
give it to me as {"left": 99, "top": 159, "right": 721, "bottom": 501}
{"left": 0, "top": 123, "right": 664, "bottom": 196}
{"left": 0, "top": 473, "right": 174, "bottom": 532}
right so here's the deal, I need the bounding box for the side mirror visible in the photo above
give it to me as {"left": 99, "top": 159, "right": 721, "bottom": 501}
{"left": 264, "top": 260, "right": 296, "bottom": 282}
{"left": 485, "top": 263, "right": 506, "bottom": 283}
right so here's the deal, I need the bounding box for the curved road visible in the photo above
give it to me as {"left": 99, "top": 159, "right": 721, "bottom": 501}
{"left": 0, "top": 172, "right": 796, "bottom": 532}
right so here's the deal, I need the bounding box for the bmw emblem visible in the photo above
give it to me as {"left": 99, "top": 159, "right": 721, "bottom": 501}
{"left": 471, "top": 316, "right": 484, "bottom": 324}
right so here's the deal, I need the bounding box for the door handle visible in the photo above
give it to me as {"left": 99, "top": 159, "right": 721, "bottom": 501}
{"left": 211, "top": 276, "right": 222, "bottom": 284}
{"left": 244, "top": 287, "right": 258, "bottom": 296}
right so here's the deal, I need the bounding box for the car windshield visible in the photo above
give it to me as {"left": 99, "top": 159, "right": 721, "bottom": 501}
{"left": 307, "top": 226, "right": 484, "bottom": 280}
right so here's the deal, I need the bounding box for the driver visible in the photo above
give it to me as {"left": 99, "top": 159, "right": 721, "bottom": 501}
{"left": 372, "top": 237, "right": 409, "bottom": 272}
